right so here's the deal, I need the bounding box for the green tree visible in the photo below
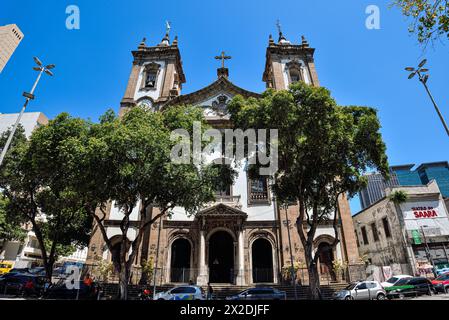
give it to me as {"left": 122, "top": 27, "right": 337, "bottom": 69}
{"left": 0, "top": 115, "right": 92, "bottom": 280}
{"left": 0, "top": 195, "right": 26, "bottom": 242}
{"left": 72, "top": 106, "right": 230, "bottom": 300}
{"left": 393, "top": 0, "right": 449, "bottom": 45}
{"left": 228, "top": 82, "right": 389, "bottom": 299}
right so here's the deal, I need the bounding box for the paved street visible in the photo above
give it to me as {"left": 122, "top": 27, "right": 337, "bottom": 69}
{"left": 409, "top": 292, "right": 449, "bottom": 300}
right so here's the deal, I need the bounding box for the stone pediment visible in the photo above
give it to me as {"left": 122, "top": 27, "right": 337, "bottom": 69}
{"left": 196, "top": 203, "right": 247, "bottom": 218}
{"left": 164, "top": 76, "right": 260, "bottom": 108}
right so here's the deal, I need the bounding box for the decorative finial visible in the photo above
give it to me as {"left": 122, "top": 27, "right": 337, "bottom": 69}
{"left": 159, "top": 21, "right": 171, "bottom": 46}
{"left": 165, "top": 20, "right": 171, "bottom": 36}
{"left": 276, "top": 19, "right": 288, "bottom": 43}
{"left": 172, "top": 35, "right": 178, "bottom": 46}
{"left": 138, "top": 37, "right": 146, "bottom": 50}
{"left": 301, "top": 35, "right": 309, "bottom": 47}
{"left": 269, "top": 34, "right": 274, "bottom": 45}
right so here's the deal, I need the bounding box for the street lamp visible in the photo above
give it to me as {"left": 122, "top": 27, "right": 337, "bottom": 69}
{"left": 405, "top": 59, "right": 449, "bottom": 137}
{"left": 0, "top": 57, "right": 55, "bottom": 166}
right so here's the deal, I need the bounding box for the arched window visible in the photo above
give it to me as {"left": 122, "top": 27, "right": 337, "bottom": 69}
{"left": 142, "top": 63, "right": 160, "bottom": 89}
{"left": 286, "top": 61, "right": 304, "bottom": 85}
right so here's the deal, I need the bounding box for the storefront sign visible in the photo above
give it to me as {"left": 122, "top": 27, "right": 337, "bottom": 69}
{"left": 400, "top": 200, "right": 449, "bottom": 236}
{"left": 411, "top": 206, "right": 438, "bottom": 218}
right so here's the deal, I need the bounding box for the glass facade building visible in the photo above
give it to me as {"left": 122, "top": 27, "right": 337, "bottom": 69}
{"left": 416, "top": 162, "right": 449, "bottom": 198}
{"left": 358, "top": 161, "right": 449, "bottom": 209}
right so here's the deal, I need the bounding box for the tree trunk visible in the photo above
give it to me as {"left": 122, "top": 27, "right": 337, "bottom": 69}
{"left": 118, "top": 264, "right": 130, "bottom": 300}
{"left": 307, "top": 261, "right": 322, "bottom": 300}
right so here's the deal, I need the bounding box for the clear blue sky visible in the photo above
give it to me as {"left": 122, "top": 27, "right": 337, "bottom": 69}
{"left": 1, "top": 0, "right": 448, "bottom": 214}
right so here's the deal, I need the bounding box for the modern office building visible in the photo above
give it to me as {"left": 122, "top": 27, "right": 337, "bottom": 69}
{"left": 359, "top": 162, "right": 449, "bottom": 209}
{"left": 417, "top": 162, "right": 449, "bottom": 198}
{"left": 0, "top": 24, "right": 24, "bottom": 73}
{"left": 0, "top": 112, "right": 48, "bottom": 138}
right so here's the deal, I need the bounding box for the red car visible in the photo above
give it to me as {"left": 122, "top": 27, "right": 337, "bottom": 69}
{"left": 431, "top": 272, "right": 449, "bottom": 293}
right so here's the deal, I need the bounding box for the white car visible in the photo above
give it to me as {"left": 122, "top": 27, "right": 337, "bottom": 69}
{"left": 381, "top": 275, "right": 412, "bottom": 288}
{"left": 154, "top": 285, "right": 205, "bottom": 300}
{"left": 333, "top": 281, "right": 386, "bottom": 300}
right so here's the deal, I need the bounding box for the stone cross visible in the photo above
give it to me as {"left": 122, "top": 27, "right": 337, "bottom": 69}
{"left": 215, "top": 51, "right": 231, "bottom": 68}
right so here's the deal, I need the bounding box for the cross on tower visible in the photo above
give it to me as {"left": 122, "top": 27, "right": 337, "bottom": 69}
{"left": 215, "top": 51, "right": 232, "bottom": 68}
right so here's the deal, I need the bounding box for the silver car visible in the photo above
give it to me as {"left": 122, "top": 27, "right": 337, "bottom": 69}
{"left": 154, "top": 285, "right": 205, "bottom": 300}
{"left": 333, "top": 281, "right": 386, "bottom": 300}
{"left": 226, "top": 287, "right": 287, "bottom": 300}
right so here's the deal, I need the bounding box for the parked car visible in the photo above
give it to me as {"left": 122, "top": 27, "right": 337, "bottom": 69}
{"left": 436, "top": 268, "right": 449, "bottom": 276}
{"left": 28, "top": 267, "right": 46, "bottom": 276}
{"left": 0, "top": 272, "right": 46, "bottom": 296}
{"left": 43, "top": 279, "right": 101, "bottom": 300}
{"left": 226, "top": 287, "right": 287, "bottom": 300}
{"left": 386, "top": 277, "right": 436, "bottom": 299}
{"left": 0, "top": 261, "right": 14, "bottom": 275}
{"left": 7, "top": 268, "right": 30, "bottom": 275}
{"left": 431, "top": 272, "right": 449, "bottom": 293}
{"left": 332, "top": 281, "right": 386, "bottom": 300}
{"left": 381, "top": 275, "right": 412, "bottom": 288}
{"left": 154, "top": 285, "right": 205, "bottom": 300}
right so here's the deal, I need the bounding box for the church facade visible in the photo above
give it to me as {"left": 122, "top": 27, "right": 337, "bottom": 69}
{"left": 86, "top": 30, "right": 360, "bottom": 286}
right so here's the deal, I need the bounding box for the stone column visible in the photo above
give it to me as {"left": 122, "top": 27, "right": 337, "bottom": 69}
{"left": 196, "top": 230, "right": 208, "bottom": 285}
{"left": 236, "top": 230, "right": 246, "bottom": 285}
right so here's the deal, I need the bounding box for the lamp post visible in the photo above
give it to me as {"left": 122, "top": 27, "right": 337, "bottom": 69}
{"left": 281, "top": 203, "right": 298, "bottom": 300}
{"left": 405, "top": 59, "right": 449, "bottom": 137}
{"left": 0, "top": 57, "right": 55, "bottom": 166}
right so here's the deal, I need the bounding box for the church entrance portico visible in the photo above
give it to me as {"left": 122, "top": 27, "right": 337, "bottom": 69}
{"left": 207, "top": 230, "right": 234, "bottom": 283}
{"left": 195, "top": 203, "right": 247, "bottom": 286}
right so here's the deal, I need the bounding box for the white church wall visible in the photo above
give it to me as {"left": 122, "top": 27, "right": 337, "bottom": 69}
{"left": 106, "top": 226, "right": 137, "bottom": 242}
{"left": 108, "top": 200, "right": 141, "bottom": 221}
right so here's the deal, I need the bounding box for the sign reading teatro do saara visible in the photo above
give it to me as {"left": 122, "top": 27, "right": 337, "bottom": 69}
{"left": 400, "top": 200, "right": 449, "bottom": 236}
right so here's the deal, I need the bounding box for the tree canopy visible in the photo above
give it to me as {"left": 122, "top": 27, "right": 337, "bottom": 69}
{"left": 228, "top": 81, "right": 389, "bottom": 299}
{"left": 394, "top": 0, "right": 449, "bottom": 45}
{"left": 0, "top": 115, "right": 92, "bottom": 279}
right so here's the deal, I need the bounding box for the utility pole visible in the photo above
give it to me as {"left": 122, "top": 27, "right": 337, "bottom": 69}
{"left": 0, "top": 57, "right": 55, "bottom": 166}
{"left": 405, "top": 59, "right": 449, "bottom": 137}
{"left": 420, "top": 225, "right": 437, "bottom": 278}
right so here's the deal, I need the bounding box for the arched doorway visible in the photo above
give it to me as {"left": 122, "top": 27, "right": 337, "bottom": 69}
{"left": 252, "top": 238, "right": 274, "bottom": 283}
{"left": 170, "top": 238, "right": 191, "bottom": 283}
{"left": 109, "top": 235, "right": 130, "bottom": 264}
{"left": 318, "top": 242, "right": 336, "bottom": 281}
{"left": 208, "top": 231, "right": 234, "bottom": 283}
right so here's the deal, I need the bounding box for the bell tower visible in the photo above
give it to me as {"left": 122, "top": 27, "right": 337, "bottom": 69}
{"left": 262, "top": 29, "right": 320, "bottom": 90}
{"left": 120, "top": 25, "right": 185, "bottom": 116}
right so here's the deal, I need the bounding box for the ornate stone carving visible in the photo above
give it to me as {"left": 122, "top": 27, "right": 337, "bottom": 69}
{"left": 211, "top": 95, "right": 229, "bottom": 117}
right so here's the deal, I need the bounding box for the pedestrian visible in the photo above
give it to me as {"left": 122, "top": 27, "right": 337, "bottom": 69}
{"left": 207, "top": 282, "right": 214, "bottom": 300}
{"left": 189, "top": 279, "right": 194, "bottom": 285}
{"left": 23, "top": 278, "right": 35, "bottom": 297}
